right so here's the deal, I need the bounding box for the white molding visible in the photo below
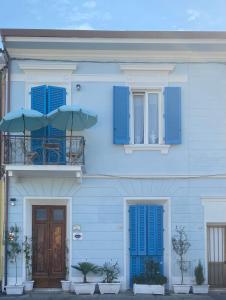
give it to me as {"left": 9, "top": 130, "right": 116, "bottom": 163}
{"left": 22, "top": 197, "right": 72, "bottom": 284}
{"left": 120, "top": 63, "right": 175, "bottom": 72}
{"left": 5, "top": 36, "right": 226, "bottom": 45}
{"left": 123, "top": 197, "right": 171, "bottom": 290}
{"left": 18, "top": 61, "right": 77, "bottom": 72}
{"left": 124, "top": 144, "right": 170, "bottom": 154}
{"left": 7, "top": 48, "right": 226, "bottom": 63}
{"left": 6, "top": 165, "right": 82, "bottom": 177}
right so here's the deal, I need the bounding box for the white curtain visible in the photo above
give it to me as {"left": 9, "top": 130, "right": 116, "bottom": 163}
{"left": 148, "top": 93, "right": 159, "bottom": 144}
{"left": 133, "top": 95, "right": 144, "bottom": 144}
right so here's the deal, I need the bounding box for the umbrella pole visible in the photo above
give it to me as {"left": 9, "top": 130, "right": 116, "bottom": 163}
{"left": 69, "top": 113, "right": 73, "bottom": 164}
{"left": 23, "top": 114, "right": 26, "bottom": 165}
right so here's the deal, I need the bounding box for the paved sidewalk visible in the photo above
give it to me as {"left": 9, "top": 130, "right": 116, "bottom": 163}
{"left": 0, "top": 291, "right": 226, "bottom": 300}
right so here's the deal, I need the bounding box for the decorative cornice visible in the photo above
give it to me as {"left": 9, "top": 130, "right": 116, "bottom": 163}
{"left": 120, "top": 63, "right": 175, "bottom": 72}
{"left": 18, "top": 61, "right": 77, "bottom": 72}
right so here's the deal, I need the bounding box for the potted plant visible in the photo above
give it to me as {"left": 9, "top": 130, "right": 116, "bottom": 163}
{"left": 133, "top": 259, "right": 167, "bottom": 295}
{"left": 172, "top": 226, "right": 191, "bottom": 294}
{"left": 98, "top": 261, "right": 120, "bottom": 294}
{"left": 22, "top": 236, "right": 34, "bottom": 291}
{"left": 71, "top": 262, "right": 98, "bottom": 295}
{"left": 60, "top": 240, "right": 71, "bottom": 292}
{"left": 5, "top": 225, "right": 24, "bottom": 295}
{"left": 192, "top": 260, "right": 209, "bottom": 294}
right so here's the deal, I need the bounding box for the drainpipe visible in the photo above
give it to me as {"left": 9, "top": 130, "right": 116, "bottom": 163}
{"left": 1, "top": 35, "right": 10, "bottom": 289}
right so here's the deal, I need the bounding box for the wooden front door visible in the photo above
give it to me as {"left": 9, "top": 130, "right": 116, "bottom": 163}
{"left": 207, "top": 225, "right": 226, "bottom": 288}
{"left": 32, "top": 205, "right": 66, "bottom": 288}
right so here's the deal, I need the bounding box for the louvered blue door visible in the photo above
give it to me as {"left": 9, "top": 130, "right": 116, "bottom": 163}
{"left": 47, "top": 86, "right": 66, "bottom": 164}
{"left": 129, "top": 205, "right": 164, "bottom": 285}
{"left": 31, "top": 85, "right": 47, "bottom": 164}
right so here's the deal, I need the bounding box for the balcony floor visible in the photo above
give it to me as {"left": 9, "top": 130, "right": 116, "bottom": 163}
{"left": 5, "top": 164, "right": 83, "bottom": 178}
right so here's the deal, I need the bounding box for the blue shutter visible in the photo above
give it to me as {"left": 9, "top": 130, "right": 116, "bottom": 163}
{"left": 137, "top": 205, "right": 147, "bottom": 255}
{"left": 164, "top": 87, "right": 181, "bottom": 144}
{"left": 47, "top": 86, "right": 66, "bottom": 164}
{"left": 113, "top": 86, "right": 130, "bottom": 144}
{"left": 147, "top": 206, "right": 163, "bottom": 256}
{"left": 129, "top": 206, "right": 138, "bottom": 256}
{"left": 31, "top": 85, "right": 47, "bottom": 164}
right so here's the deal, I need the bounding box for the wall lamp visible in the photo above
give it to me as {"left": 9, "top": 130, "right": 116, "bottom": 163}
{"left": 76, "top": 84, "right": 81, "bottom": 91}
{"left": 9, "top": 198, "right": 16, "bottom": 206}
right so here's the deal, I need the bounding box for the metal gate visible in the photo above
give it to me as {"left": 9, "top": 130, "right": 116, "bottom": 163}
{"left": 207, "top": 225, "right": 226, "bottom": 288}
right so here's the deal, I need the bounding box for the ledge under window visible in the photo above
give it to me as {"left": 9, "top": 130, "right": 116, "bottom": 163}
{"left": 124, "top": 144, "right": 171, "bottom": 154}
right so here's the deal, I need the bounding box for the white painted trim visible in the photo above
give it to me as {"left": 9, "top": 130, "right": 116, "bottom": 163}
{"left": 120, "top": 63, "right": 175, "bottom": 72}
{"left": 124, "top": 144, "right": 170, "bottom": 154}
{"left": 5, "top": 36, "right": 226, "bottom": 45}
{"left": 18, "top": 61, "right": 77, "bottom": 71}
{"left": 123, "top": 197, "right": 171, "bottom": 290}
{"left": 7, "top": 48, "right": 226, "bottom": 62}
{"left": 22, "top": 197, "right": 72, "bottom": 284}
{"left": 5, "top": 165, "right": 82, "bottom": 178}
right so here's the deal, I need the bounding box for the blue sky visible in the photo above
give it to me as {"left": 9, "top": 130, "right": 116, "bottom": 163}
{"left": 0, "top": 0, "right": 226, "bottom": 31}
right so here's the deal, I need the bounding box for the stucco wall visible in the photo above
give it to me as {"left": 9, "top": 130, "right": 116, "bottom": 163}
{"left": 7, "top": 176, "right": 226, "bottom": 288}
{"left": 9, "top": 61, "right": 226, "bottom": 175}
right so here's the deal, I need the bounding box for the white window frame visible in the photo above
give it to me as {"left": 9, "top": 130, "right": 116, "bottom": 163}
{"left": 124, "top": 87, "right": 170, "bottom": 154}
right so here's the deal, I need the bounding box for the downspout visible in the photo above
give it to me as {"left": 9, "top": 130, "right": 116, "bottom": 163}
{"left": 1, "top": 35, "right": 10, "bottom": 289}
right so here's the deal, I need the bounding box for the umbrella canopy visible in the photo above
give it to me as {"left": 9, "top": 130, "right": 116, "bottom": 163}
{"left": 47, "top": 105, "right": 97, "bottom": 131}
{"left": 0, "top": 108, "right": 47, "bottom": 132}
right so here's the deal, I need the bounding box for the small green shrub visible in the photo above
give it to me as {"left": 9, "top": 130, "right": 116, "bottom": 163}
{"left": 194, "top": 260, "right": 205, "bottom": 285}
{"left": 133, "top": 259, "right": 167, "bottom": 285}
{"left": 99, "top": 261, "right": 120, "bottom": 283}
{"left": 71, "top": 262, "right": 99, "bottom": 283}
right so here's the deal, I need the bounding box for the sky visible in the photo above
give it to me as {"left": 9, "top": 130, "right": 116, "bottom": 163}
{"left": 0, "top": 0, "right": 226, "bottom": 31}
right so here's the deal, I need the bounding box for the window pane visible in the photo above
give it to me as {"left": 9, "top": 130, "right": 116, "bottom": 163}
{"left": 133, "top": 95, "right": 144, "bottom": 144}
{"left": 36, "top": 208, "right": 47, "bottom": 221}
{"left": 53, "top": 209, "right": 64, "bottom": 221}
{"left": 148, "top": 93, "right": 159, "bottom": 144}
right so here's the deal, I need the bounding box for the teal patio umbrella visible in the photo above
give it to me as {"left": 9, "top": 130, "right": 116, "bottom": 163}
{"left": 47, "top": 104, "right": 97, "bottom": 159}
{"left": 0, "top": 108, "right": 48, "bottom": 161}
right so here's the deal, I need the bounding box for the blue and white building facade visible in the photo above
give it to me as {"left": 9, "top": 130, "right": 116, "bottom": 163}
{"left": 1, "top": 29, "right": 226, "bottom": 290}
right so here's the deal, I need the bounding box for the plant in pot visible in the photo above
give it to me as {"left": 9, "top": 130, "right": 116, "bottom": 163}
{"left": 192, "top": 260, "right": 209, "bottom": 294}
{"left": 71, "top": 262, "right": 99, "bottom": 295}
{"left": 172, "top": 226, "right": 191, "bottom": 294}
{"left": 6, "top": 224, "right": 24, "bottom": 295}
{"left": 98, "top": 261, "right": 120, "bottom": 294}
{"left": 60, "top": 240, "right": 71, "bottom": 292}
{"left": 133, "top": 259, "right": 167, "bottom": 295}
{"left": 22, "top": 236, "right": 34, "bottom": 291}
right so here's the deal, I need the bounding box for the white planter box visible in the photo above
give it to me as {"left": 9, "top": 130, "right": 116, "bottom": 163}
{"left": 73, "top": 283, "right": 96, "bottom": 295}
{"left": 98, "top": 283, "right": 120, "bottom": 294}
{"left": 133, "top": 284, "right": 165, "bottom": 295}
{"left": 24, "top": 280, "right": 34, "bottom": 291}
{"left": 6, "top": 285, "right": 24, "bottom": 295}
{"left": 192, "top": 285, "right": 209, "bottom": 294}
{"left": 61, "top": 280, "right": 71, "bottom": 292}
{"left": 173, "top": 284, "right": 190, "bottom": 294}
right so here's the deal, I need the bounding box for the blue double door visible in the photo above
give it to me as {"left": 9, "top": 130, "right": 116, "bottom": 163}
{"left": 129, "top": 205, "right": 164, "bottom": 284}
{"left": 31, "top": 85, "right": 66, "bottom": 164}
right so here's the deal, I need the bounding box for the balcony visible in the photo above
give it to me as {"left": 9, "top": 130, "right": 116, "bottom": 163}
{"left": 2, "top": 135, "right": 85, "bottom": 178}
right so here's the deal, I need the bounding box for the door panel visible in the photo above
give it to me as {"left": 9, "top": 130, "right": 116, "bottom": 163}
{"left": 32, "top": 206, "right": 66, "bottom": 288}
{"left": 207, "top": 225, "right": 226, "bottom": 288}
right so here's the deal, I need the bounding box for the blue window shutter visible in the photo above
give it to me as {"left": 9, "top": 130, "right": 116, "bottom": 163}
{"left": 164, "top": 87, "right": 181, "bottom": 144}
{"left": 31, "top": 85, "right": 47, "bottom": 164}
{"left": 113, "top": 86, "right": 130, "bottom": 144}
{"left": 47, "top": 86, "right": 66, "bottom": 164}
{"left": 147, "top": 206, "right": 163, "bottom": 256}
{"left": 129, "top": 206, "right": 138, "bottom": 256}
{"left": 137, "top": 205, "right": 147, "bottom": 255}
